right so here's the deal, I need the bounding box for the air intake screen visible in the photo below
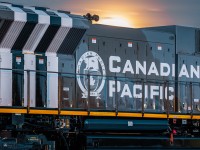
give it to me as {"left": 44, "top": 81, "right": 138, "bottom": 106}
{"left": 12, "top": 22, "right": 36, "bottom": 50}
{"left": 0, "top": 20, "right": 12, "bottom": 44}
{"left": 57, "top": 28, "right": 86, "bottom": 54}
{"left": 35, "top": 25, "right": 59, "bottom": 53}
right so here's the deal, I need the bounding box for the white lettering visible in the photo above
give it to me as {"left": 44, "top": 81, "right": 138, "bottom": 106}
{"left": 172, "top": 64, "right": 175, "bottom": 77}
{"left": 145, "top": 85, "right": 148, "bottom": 98}
{"left": 148, "top": 62, "right": 159, "bottom": 76}
{"left": 109, "top": 80, "right": 120, "bottom": 97}
{"left": 160, "top": 63, "right": 170, "bottom": 76}
{"left": 136, "top": 61, "right": 146, "bottom": 75}
{"left": 179, "top": 64, "right": 189, "bottom": 78}
{"left": 121, "top": 84, "right": 132, "bottom": 98}
{"left": 160, "top": 86, "right": 163, "bottom": 100}
{"left": 150, "top": 86, "right": 159, "bottom": 99}
{"left": 109, "top": 56, "right": 121, "bottom": 73}
{"left": 109, "top": 80, "right": 115, "bottom": 97}
{"left": 108, "top": 56, "right": 200, "bottom": 79}
{"left": 108, "top": 82, "right": 175, "bottom": 101}
{"left": 133, "top": 84, "right": 142, "bottom": 98}
{"left": 169, "top": 87, "right": 174, "bottom": 101}
{"left": 164, "top": 87, "right": 174, "bottom": 100}
{"left": 109, "top": 80, "right": 121, "bottom": 97}
{"left": 122, "top": 60, "right": 134, "bottom": 74}
{"left": 190, "top": 65, "right": 199, "bottom": 78}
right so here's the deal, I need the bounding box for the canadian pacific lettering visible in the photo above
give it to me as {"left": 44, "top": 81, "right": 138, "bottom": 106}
{"left": 77, "top": 52, "right": 200, "bottom": 99}
{"left": 109, "top": 81, "right": 174, "bottom": 100}
{"left": 109, "top": 56, "right": 200, "bottom": 78}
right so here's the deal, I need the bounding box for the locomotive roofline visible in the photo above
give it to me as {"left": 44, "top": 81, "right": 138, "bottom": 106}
{"left": 1, "top": 2, "right": 200, "bottom": 149}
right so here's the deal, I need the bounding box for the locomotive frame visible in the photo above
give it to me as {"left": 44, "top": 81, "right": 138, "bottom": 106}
{"left": 1, "top": 2, "right": 200, "bottom": 149}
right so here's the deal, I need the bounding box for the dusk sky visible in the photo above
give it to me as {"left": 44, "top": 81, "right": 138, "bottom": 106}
{"left": 1, "top": 0, "right": 200, "bottom": 28}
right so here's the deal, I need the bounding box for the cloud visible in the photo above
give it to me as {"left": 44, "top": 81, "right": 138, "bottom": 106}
{"left": 84, "top": 8, "right": 103, "bottom": 13}
{"left": 102, "top": 17, "right": 113, "bottom": 19}
{"left": 147, "top": 8, "right": 164, "bottom": 12}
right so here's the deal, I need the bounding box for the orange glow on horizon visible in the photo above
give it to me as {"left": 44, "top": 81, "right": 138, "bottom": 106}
{"left": 98, "top": 16, "right": 133, "bottom": 28}
{"left": 62, "top": 0, "right": 172, "bottom": 28}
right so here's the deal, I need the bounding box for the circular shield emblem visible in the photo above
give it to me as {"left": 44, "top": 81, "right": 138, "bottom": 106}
{"left": 76, "top": 51, "right": 106, "bottom": 99}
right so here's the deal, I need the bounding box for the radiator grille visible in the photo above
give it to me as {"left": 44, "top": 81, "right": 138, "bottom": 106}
{"left": 57, "top": 28, "right": 86, "bottom": 54}
{"left": 0, "top": 21, "right": 25, "bottom": 50}
{"left": 23, "top": 24, "right": 48, "bottom": 52}
{"left": 0, "top": 20, "right": 12, "bottom": 44}
{"left": 46, "top": 27, "right": 70, "bottom": 53}
{"left": 12, "top": 22, "right": 36, "bottom": 50}
{"left": 35, "top": 25, "right": 59, "bottom": 53}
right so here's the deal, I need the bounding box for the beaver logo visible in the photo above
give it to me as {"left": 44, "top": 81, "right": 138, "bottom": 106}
{"left": 76, "top": 51, "right": 106, "bottom": 99}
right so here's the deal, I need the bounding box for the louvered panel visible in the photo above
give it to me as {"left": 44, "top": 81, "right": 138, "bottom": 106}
{"left": 0, "top": 21, "right": 25, "bottom": 51}
{"left": 46, "top": 27, "right": 70, "bottom": 53}
{"left": 57, "top": 28, "right": 86, "bottom": 54}
{"left": 12, "top": 22, "right": 36, "bottom": 50}
{"left": 0, "top": 20, "right": 12, "bottom": 44}
{"left": 23, "top": 24, "right": 48, "bottom": 53}
{"left": 35, "top": 25, "right": 59, "bottom": 53}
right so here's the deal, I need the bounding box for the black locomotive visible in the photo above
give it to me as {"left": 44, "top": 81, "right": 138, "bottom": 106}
{"left": 0, "top": 2, "right": 200, "bottom": 149}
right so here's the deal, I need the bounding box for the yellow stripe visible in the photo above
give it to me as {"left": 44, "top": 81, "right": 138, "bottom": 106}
{"left": 143, "top": 113, "right": 168, "bottom": 118}
{"left": 60, "top": 111, "right": 88, "bottom": 116}
{"left": 168, "top": 114, "right": 191, "bottom": 119}
{"left": 90, "top": 111, "right": 116, "bottom": 117}
{"left": 117, "top": 112, "right": 142, "bottom": 117}
{"left": 0, "top": 108, "right": 27, "bottom": 114}
{"left": 1, "top": 107, "right": 200, "bottom": 119}
{"left": 192, "top": 115, "right": 200, "bottom": 119}
{"left": 29, "top": 109, "right": 58, "bottom": 115}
